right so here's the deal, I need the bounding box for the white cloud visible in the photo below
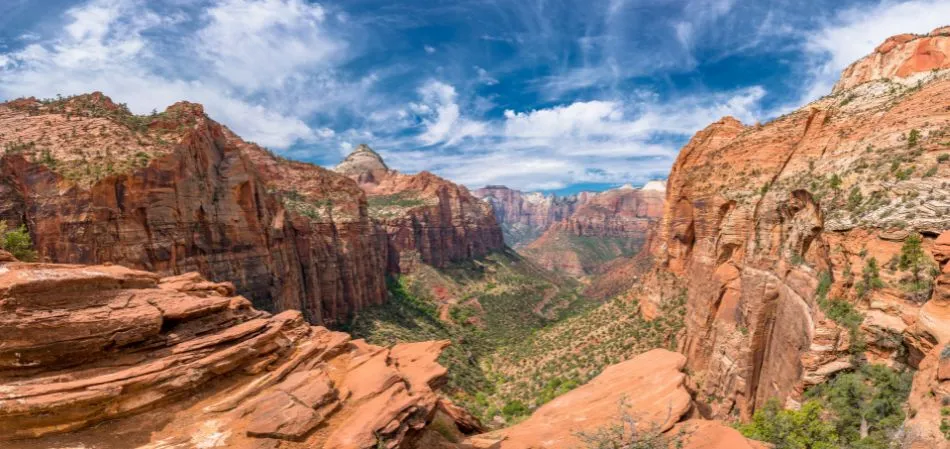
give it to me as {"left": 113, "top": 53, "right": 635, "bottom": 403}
{"left": 197, "top": 0, "right": 344, "bottom": 91}
{"left": 424, "top": 45, "right": 436, "bottom": 54}
{"left": 0, "top": 0, "right": 358, "bottom": 149}
{"left": 475, "top": 66, "right": 498, "bottom": 85}
{"left": 411, "top": 80, "right": 488, "bottom": 146}
{"left": 382, "top": 85, "right": 767, "bottom": 190}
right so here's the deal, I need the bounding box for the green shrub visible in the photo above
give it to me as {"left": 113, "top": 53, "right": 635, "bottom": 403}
{"left": 939, "top": 153, "right": 950, "bottom": 163}
{"left": 739, "top": 399, "right": 838, "bottom": 449}
{"left": 908, "top": 128, "right": 920, "bottom": 147}
{"left": 855, "top": 257, "right": 884, "bottom": 299}
{"left": 501, "top": 400, "right": 529, "bottom": 419}
{"left": 0, "top": 222, "right": 37, "bottom": 261}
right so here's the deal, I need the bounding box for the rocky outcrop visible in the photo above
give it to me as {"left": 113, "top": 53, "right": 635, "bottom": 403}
{"left": 902, "top": 230, "right": 950, "bottom": 448}
{"left": 466, "top": 349, "right": 762, "bottom": 449}
{"left": 648, "top": 29, "right": 950, "bottom": 420}
{"left": 335, "top": 145, "right": 504, "bottom": 273}
{"left": 0, "top": 95, "right": 387, "bottom": 325}
{"left": 834, "top": 26, "right": 950, "bottom": 93}
{"left": 473, "top": 186, "right": 594, "bottom": 247}
{"left": 521, "top": 183, "right": 665, "bottom": 276}
{"left": 0, "top": 260, "right": 465, "bottom": 449}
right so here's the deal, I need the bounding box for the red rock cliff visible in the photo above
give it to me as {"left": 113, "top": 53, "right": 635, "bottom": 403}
{"left": 335, "top": 145, "right": 505, "bottom": 273}
{"left": 649, "top": 29, "right": 950, "bottom": 424}
{"left": 522, "top": 183, "right": 666, "bottom": 276}
{"left": 0, "top": 95, "right": 387, "bottom": 325}
{"left": 834, "top": 26, "right": 950, "bottom": 93}
{"left": 473, "top": 185, "right": 593, "bottom": 247}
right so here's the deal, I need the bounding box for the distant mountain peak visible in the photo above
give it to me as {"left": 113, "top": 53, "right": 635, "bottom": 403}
{"left": 334, "top": 143, "right": 389, "bottom": 177}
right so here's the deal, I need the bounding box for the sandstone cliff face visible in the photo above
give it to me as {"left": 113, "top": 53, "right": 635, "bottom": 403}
{"left": 0, "top": 95, "right": 388, "bottom": 325}
{"left": 649, "top": 28, "right": 950, "bottom": 421}
{"left": 522, "top": 183, "right": 665, "bottom": 276}
{"left": 834, "top": 27, "right": 950, "bottom": 93}
{"left": 335, "top": 145, "right": 505, "bottom": 273}
{"left": 0, "top": 259, "right": 468, "bottom": 449}
{"left": 473, "top": 185, "right": 593, "bottom": 247}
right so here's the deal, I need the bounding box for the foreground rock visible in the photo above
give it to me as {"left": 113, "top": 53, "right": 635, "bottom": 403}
{"left": 466, "top": 349, "right": 761, "bottom": 449}
{"left": 0, "top": 259, "right": 466, "bottom": 448}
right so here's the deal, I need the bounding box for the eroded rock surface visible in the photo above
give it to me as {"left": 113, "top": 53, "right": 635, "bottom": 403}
{"left": 0, "top": 260, "right": 464, "bottom": 449}
{"left": 522, "top": 183, "right": 665, "bottom": 276}
{"left": 0, "top": 95, "right": 387, "bottom": 325}
{"left": 646, "top": 29, "right": 950, "bottom": 421}
{"left": 473, "top": 186, "right": 594, "bottom": 247}
{"left": 467, "top": 349, "right": 761, "bottom": 449}
{"left": 335, "top": 145, "right": 504, "bottom": 273}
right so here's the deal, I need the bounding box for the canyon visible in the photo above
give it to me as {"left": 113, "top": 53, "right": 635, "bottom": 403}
{"left": 0, "top": 97, "right": 501, "bottom": 325}
{"left": 1, "top": 24, "right": 950, "bottom": 449}
{"left": 476, "top": 182, "right": 665, "bottom": 276}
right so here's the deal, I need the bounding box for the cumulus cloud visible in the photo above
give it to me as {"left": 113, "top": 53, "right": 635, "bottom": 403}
{"left": 0, "top": 0, "right": 355, "bottom": 148}
{"left": 411, "top": 80, "right": 488, "bottom": 146}
{"left": 383, "top": 83, "right": 767, "bottom": 190}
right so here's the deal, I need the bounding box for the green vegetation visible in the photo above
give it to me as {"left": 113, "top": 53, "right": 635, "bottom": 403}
{"left": 739, "top": 400, "right": 837, "bottom": 449}
{"left": 741, "top": 364, "right": 913, "bottom": 449}
{"left": 280, "top": 189, "right": 334, "bottom": 221}
{"left": 908, "top": 128, "right": 920, "bottom": 147}
{"left": 0, "top": 222, "right": 37, "bottom": 261}
{"left": 899, "top": 233, "right": 932, "bottom": 302}
{"left": 346, "top": 251, "right": 589, "bottom": 423}
{"left": 939, "top": 153, "right": 950, "bottom": 163}
{"left": 818, "top": 295, "right": 865, "bottom": 356}
{"left": 366, "top": 192, "right": 428, "bottom": 218}
{"left": 854, "top": 258, "right": 884, "bottom": 300}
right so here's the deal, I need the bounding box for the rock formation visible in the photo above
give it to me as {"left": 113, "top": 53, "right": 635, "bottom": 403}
{"left": 0, "top": 97, "right": 505, "bottom": 325}
{"left": 335, "top": 145, "right": 504, "bottom": 273}
{"left": 646, "top": 26, "right": 950, "bottom": 423}
{"left": 0, "top": 257, "right": 469, "bottom": 449}
{"left": 521, "top": 182, "right": 665, "bottom": 276}
{"left": 473, "top": 186, "right": 594, "bottom": 247}
{"left": 460, "top": 349, "right": 762, "bottom": 449}
{"left": 834, "top": 27, "right": 950, "bottom": 93}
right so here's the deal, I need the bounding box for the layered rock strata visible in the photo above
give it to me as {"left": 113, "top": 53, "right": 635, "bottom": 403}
{"left": 648, "top": 27, "right": 950, "bottom": 421}
{"left": 0, "top": 258, "right": 465, "bottom": 449}
{"left": 335, "top": 145, "right": 504, "bottom": 273}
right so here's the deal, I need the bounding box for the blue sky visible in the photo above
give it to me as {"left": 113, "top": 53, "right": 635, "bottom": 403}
{"left": 1, "top": 0, "right": 949, "bottom": 193}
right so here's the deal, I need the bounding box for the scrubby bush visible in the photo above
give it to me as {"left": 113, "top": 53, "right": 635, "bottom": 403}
{"left": 0, "top": 222, "right": 37, "bottom": 261}
{"left": 739, "top": 399, "right": 837, "bottom": 449}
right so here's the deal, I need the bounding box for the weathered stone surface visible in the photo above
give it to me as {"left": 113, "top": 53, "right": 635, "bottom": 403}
{"left": 0, "top": 262, "right": 466, "bottom": 449}
{"left": 522, "top": 183, "right": 665, "bottom": 276}
{"left": 486, "top": 349, "right": 691, "bottom": 448}
{"left": 646, "top": 28, "right": 950, "bottom": 422}
{"left": 0, "top": 96, "right": 388, "bottom": 326}
{"left": 834, "top": 27, "right": 950, "bottom": 93}
{"left": 473, "top": 186, "right": 594, "bottom": 247}
{"left": 335, "top": 145, "right": 505, "bottom": 273}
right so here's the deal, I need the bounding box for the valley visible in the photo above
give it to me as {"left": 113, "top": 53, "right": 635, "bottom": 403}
{"left": 0, "top": 20, "right": 949, "bottom": 449}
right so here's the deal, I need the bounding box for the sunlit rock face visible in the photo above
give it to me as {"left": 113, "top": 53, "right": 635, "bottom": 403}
{"left": 646, "top": 28, "right": 950, "bottom": 425}
{"left": 0, "top": 260, "right": 466, "bottom": 449}
{"left": 335, "top": 145, "right": 504, "bottom": 274}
